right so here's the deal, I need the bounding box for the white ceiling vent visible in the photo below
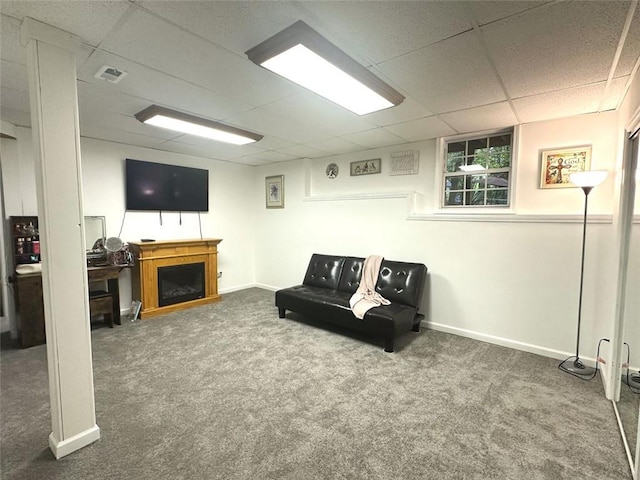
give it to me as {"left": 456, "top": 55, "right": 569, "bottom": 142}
{"left": 94, "top": 65, "right": 128, "bottom": 84}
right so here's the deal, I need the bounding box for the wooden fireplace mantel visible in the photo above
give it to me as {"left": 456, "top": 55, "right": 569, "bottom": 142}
{"left": 129, "top": 238, "right": 222, "bottom": 319}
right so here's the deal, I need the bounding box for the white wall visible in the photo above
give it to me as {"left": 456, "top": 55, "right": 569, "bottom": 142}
{"left": 254, "top": 111, "right": 621, "bottom": 364}
{"left": 0, "top": 109, "right": 633, "bottom": 369}
{"left": 1, "top": 132, "right": 258, "bottom": 319}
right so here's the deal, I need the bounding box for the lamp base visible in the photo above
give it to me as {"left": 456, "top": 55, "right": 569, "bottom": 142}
{"left": 621, "top": 372, "right": 640, "bottom": 390}
{"left": 559, "top": 356, "right": 596, "bottom": 379}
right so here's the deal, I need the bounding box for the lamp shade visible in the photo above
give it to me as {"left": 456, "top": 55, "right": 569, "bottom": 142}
{"left": 569, "top": 170, "right": 608, "bottom": 188}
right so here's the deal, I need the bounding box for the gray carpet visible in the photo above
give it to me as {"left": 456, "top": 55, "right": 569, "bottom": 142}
{"left": 618, "top": 380, "right": 639, "bottom": 459}
{"left": 0, "top": 288, "right": 631, "bottom": 479}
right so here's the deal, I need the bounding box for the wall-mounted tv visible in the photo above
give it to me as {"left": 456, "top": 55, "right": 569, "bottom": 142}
{"left": 125, "top": 159, "right": 209, "bottom": 212}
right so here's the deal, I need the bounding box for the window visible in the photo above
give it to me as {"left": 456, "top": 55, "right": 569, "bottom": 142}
{"left": 443, "top": 131, "right": 513, "bottom": 208}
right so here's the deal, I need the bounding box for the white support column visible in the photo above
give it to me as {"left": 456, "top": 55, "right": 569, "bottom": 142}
{"left": 20, "top": 18, "right": 99, "bottom": 459}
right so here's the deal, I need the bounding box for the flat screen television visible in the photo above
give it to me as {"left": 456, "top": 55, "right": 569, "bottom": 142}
{"left": 125, "top": 159, "right": 209, "bottom": 212}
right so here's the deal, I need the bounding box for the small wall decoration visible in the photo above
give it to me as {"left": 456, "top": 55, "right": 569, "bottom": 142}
{"left": 326, "top": 163, "right": 339, "bottom": 179}
{"left": 265, "top": 175, "right": 284, "bottom": 208}
{"left": 390, "top": 150, "right": 420, "bottom": 176}
{"left": 540, "top": 146, "right": 591, "bottom": 189}
{"left": 350, "top": 158, "right": 381, "bottom": 176}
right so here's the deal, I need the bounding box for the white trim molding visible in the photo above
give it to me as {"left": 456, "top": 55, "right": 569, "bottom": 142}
{"left": 425, "top": 320, "right": 600, "bottom": 368}
{"left": 48, "top": 425, "right": 100, "bottom": 460}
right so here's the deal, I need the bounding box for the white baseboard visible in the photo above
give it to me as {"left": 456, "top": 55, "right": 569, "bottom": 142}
{"left": 253, "top": 283, "right": 279, "bottom": 292}
{"left": 49, "top": 424, "right": 100, "bottom": 459}
{"left": 425, "top": 321, "right": 600, "bottom": 368}
{"left": 219, "top": 283, "right": 261, "bottom": 294}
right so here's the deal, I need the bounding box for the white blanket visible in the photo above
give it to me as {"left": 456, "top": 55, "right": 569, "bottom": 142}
{"left": 349, "top": 255, "right": 390, "bottom": 319}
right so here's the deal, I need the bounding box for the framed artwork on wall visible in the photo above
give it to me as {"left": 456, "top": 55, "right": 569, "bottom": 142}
{"left": 265, "top": 175, "right": 284, "bottom": 208}
{"left": 350, "top": 158, "right": 381, "bottom": 176}
{"left": 540, "top": 145, "right": 591, "bottom": 189}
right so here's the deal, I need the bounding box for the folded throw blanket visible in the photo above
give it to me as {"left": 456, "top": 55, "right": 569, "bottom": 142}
{"left": 349, "top": 255, "right": 390, "bottom": 319}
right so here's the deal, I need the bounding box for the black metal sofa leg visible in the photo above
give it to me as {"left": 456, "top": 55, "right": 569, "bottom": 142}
{"left": 278, "top": 307, "right": 286, "bottom": 319}
{"left": 384, "top": 337, "right": 394, "bottom": 353}
{"left": 412, "top": 322, "right": 420, "bottom": 332}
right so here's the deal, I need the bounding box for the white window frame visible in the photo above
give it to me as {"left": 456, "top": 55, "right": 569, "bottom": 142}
{"left": 437, "top": 127, "right": 519, "bottom": 211}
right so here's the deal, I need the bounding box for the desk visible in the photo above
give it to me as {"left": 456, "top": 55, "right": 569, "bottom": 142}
{"left": 14, "top": 265, "right": 129, "bottom": 348}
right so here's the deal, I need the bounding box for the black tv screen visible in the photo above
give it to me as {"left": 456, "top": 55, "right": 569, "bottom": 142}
{"left": 125, "top": 159, "right": 209, "bottom": 212}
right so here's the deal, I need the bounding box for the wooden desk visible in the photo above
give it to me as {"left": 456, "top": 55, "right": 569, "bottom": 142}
{"left": 14, "top": 265, "right": 129, "bottom": 348}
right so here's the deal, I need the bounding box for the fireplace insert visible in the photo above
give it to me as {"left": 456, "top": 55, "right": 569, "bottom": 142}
{"left": 157, "top": 263, "right": 205, "bottom": 307}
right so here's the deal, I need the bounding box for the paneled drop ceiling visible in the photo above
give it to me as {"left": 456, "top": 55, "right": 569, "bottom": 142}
{"left": 1, "top": 0, "right": 639, "bottom": 166}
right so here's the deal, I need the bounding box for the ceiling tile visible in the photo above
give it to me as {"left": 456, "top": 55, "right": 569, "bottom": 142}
{"left": 379, "top": 30, "right": 506, "bottom": 114}
{"left": 77, "top": 51, "right": 255, "bottom": 121}
{"left": 260, "top": 91, "right": 376, "bottom": 137}
{"left": 439, "top": 102, "right": 518, "bottom": 133}
{"left": 227, "top": 106, "right": 325, "bottom": 144}
{"left": 512, "top": 83, "right": 605, "bottom": 124}
{"left": 99, "top": 8, "right": 300, "bottom": 107}
{"left": 364, "top": 98, "right": 434, "bottom": 127}
{"left": 614, "top": 4, "right": 640, "bottom": 78}
{"left": 466, "top": 1, "right": 554, "bottom": 27}
{"left": 276, "top": 144, "right": 332, "bottom": 159}
{"left": 483, "top": 1, "right": 628, "bottom": 98}
{"left": 601, "top": 76, "right": 630, "bottom": 111}
{"left": 306, "top": 137, "right": 363, "bottom": 155}
{"left": 241, "top": 151, "right": 298, "bottom": 164}
{"left": 1, "top": 86, "right": 29, "bottom": 113}
{"left": 0, "top": 60, "right": 27, "bottom": 91}
{"left": 137, "top": 0, "right": 304, "bottom": 56}
{"left": 302, "top": 1, "right": 472, "bottom": 64}
{"left": 0, "top": 106, "right": 30, "bottom": 127}
{"left": 341, "top": 128, "right": 406, "bottom": 149}
{"left": 383, "top": 116, "right": 456, "bottom": 142}
{"left": 0, "top": 15, "right": 24, "bottom": 65}
{"left": 0, "top": 1, "right": 131, "bottom": 47}
{"left": 79, "top": 124, "right": 168, "bottom": 150}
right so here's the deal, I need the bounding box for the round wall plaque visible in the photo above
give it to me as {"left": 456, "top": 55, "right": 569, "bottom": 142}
{"left": 326, "top": 163, "right": 339, "bottom": 179}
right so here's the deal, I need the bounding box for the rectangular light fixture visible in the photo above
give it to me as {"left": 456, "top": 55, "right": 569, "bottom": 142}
{"left": 246, "top": 21, "right": 405, "bottom": 115}
{"left": 135, "top": 105, "right": 263, "bottom": 145}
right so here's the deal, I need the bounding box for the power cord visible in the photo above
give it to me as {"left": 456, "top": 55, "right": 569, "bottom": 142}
{"left": 622, "top": 342, "right": 640, "bottom": 395}
{"left": 558, "top": 338, "right": 609, "bottom": 381}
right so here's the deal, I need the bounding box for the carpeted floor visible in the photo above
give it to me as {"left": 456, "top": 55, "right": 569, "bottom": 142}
{"left": 0, "top": 288, "right": 631, "bottom": 479}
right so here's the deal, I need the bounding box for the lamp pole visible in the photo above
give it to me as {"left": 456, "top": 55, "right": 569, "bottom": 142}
{"left": 559, "top": 170, "right": 608, "bottom": 380}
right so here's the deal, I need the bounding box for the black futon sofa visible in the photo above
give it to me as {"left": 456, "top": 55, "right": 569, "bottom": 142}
{"left": 275, "top": 254, "right": 428, "bottom": 352}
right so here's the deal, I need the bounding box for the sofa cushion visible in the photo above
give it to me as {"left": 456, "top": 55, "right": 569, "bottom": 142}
{"left": 375, "top": 260, "right": 427, "bottom": 308}
{"left": 337, "top": 256, "right": 364, "bottom": 294}
{"left": 303, "top": 254, "right": 346, "bottom": 290}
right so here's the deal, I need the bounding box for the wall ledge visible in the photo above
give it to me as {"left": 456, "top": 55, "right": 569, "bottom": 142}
{"left": 408, "top": 212, "right": 613, "bottom": 224}
{"left": 303, "top": 191, "right": 413, "bottom": 202}
{"left": 300, "top": 188, "right": 637, "bottom": 224}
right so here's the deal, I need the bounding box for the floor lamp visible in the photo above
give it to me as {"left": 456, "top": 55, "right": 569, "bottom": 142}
{"left": 559, "top": 170, "right": 608, "bottom": 379}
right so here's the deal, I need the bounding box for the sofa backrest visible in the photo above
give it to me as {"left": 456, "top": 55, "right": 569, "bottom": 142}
{"left": 303, "top": 254, "right": 345, "bottom": 290}
{"left": 304, "top": 254, "right": 427, "bottom": 309}
{"left": 337, "top": 257, "right": 364, "bottom": 294}
{"left": 376, "top": 260, "right": 427, "bottom": 308}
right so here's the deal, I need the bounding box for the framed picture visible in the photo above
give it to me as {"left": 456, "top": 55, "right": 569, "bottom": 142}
{"left": 540, "top": 146, "right": 591, "bottom": 189}
{"left": 350, "top": 158, "right": 381, "bottom": 176}
{"left": 265, "top": 175, "right": 284, "bottom": 208}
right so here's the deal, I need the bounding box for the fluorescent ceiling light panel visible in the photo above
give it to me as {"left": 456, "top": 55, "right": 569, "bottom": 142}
{"left": 135, "top": 105, "right": 262, "bottom": 145}
{"left": 246, "top": 21, "right": 404, "bottom": 115}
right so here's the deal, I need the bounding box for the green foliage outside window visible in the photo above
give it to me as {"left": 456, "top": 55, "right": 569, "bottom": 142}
{"left": 444, "top": 132, "right": 513, "bottom": 207}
